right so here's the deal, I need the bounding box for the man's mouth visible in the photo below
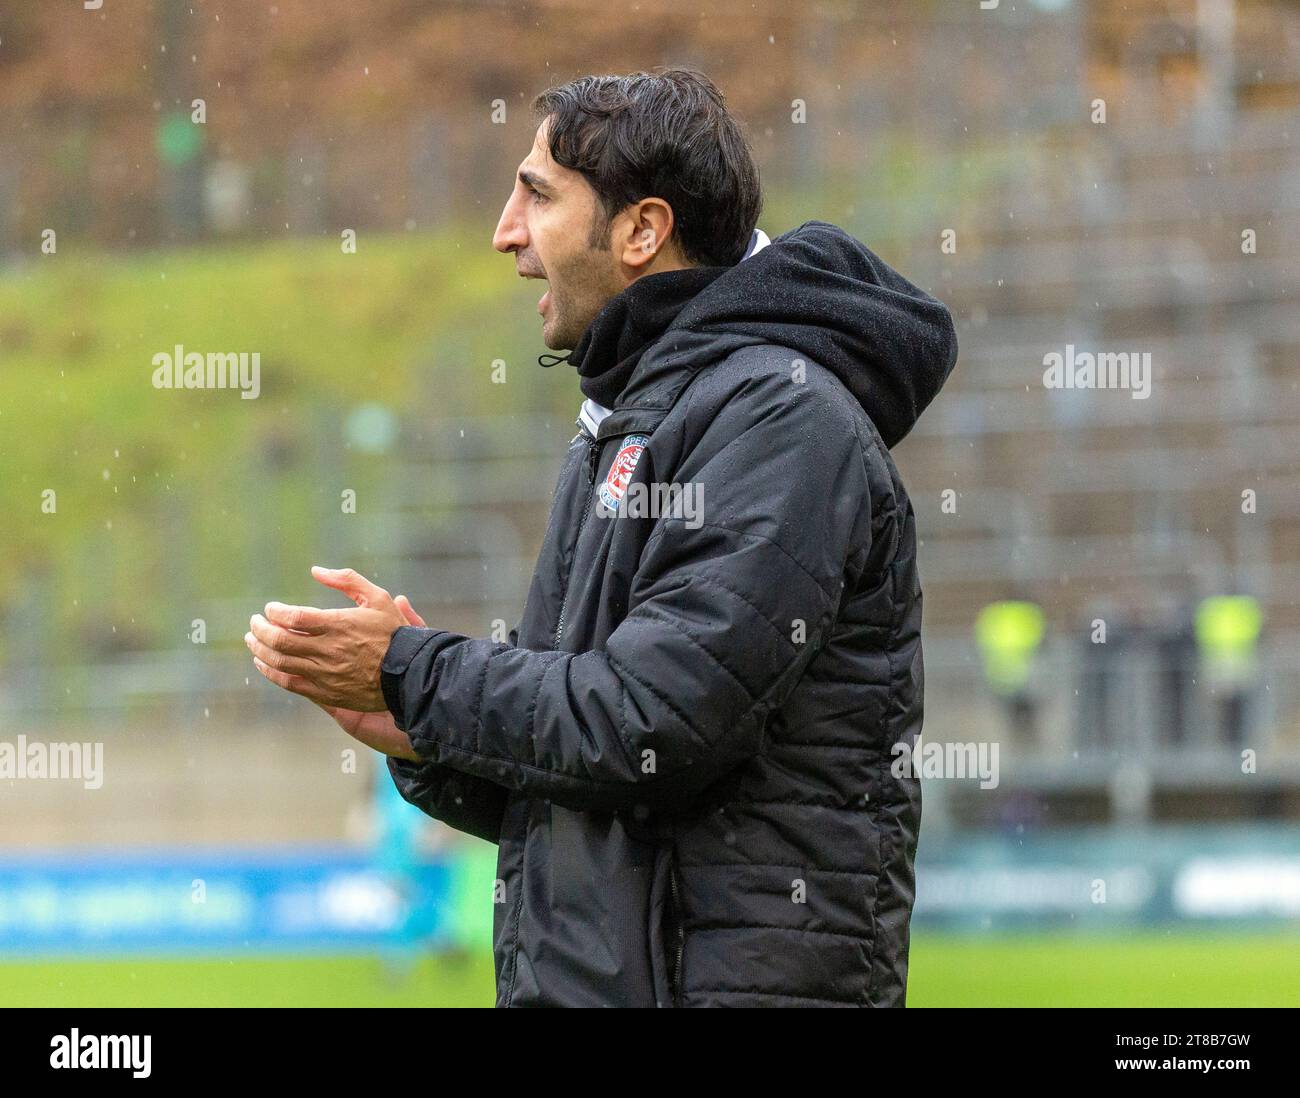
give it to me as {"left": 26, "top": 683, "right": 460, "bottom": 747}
{"left": 520, "top": 270, "right": 550, "bottom": 317}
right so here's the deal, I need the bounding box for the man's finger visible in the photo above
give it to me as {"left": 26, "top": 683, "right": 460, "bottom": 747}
{"left": 311, "top": 565, "right": 391, "bottom": 608}
{"left": 249, "top": 613, "right": 324, "bottom": 660}
{"left": 395, "top": 595, "right": 427, "bottom": 628}
{"left": 245, "top": 632, "right": 321, "bottom": 680}
{"left": 252, "top": 656, "right": 330, "bottom": 704}
{"left": 262, "top": 602, "right": 333, "bottom": 634}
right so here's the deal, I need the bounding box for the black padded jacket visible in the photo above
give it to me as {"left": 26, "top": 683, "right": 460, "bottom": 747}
{"left": 383, "top": 221, "right": 958, "bottom": 1006}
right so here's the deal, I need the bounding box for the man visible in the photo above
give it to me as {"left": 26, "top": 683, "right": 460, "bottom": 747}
{"left": 246, "top": 68, "right": 958, "bottom": 1006}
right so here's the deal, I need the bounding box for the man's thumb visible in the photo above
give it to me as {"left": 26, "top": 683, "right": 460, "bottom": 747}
{"left": 311, "top": 565, "right": 387, "bottom": 607}
{"left": 395, "top": 595, "right": 427, "bottom": 628}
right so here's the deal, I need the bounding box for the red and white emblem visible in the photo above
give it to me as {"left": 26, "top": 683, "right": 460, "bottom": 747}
{"left": 598, "top": 434, "right": 649, "bottom": 512}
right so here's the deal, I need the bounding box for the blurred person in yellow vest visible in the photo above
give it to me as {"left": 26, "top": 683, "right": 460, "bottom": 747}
{"left": 1195, "top": 594, "right": 1263, "bottom": 747}
{"left": 975, "top": 598, "right": 1046, "bottom": 740}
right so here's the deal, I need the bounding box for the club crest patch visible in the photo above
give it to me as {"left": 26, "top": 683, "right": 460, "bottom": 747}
{"left": 598, "top": 434, "right": 650, "bottom": 513}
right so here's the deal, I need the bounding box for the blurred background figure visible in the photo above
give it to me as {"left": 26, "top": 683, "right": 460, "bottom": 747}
{"left": 369, "top": 752, "right": 430, "bottom": 981}
{"left": 1195, "top": 593, "right": 1264, "bottom": 748}
{"left": 367, "top": 753, "right": 497, "bottom": 978}
{"left": 975, "top": 598, "right": 1046, "bottom": 741}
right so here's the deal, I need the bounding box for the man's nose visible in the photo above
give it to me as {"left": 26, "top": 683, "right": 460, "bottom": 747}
{"left": 493, "top": 195, "right": 527, "bottom": 254}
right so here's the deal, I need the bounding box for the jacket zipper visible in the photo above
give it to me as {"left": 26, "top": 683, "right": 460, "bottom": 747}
{"left": 668, "top": 859, "right": 685, "bottom": 1007}
{"left": 553, "top": 433, "right": 601, "bottom": 650}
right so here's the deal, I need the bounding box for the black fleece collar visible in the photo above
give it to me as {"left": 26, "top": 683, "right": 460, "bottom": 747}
{"left": 549, "top": 266, "right": 727, "bottom": 409}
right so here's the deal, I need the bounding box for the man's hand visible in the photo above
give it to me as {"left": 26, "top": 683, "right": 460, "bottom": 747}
{"left": 313, "top": 594, "right": 427, "bottom": 761}
{"left": 246, "top": 566, "right": 413, "bottom": 715}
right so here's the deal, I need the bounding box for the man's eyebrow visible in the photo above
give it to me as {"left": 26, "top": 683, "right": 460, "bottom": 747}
{"left": 518, "top": 168, "right": 555, "bottom": 193}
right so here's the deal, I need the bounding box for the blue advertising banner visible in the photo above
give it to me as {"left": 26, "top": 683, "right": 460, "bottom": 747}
{"left": 0, "top": 847, "right": 454, "bottom": 954}
{"left": 2, "top": 825, "right": 1298, "bottom": 954}
{"left": 914, "top": 824, "right": 1300, "bottom": 930}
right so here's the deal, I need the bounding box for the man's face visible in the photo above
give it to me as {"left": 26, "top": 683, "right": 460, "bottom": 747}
{"left": 492, "top": 119, "right": 625, "bottom": 350}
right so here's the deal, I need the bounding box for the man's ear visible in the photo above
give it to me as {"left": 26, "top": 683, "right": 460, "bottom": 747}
{"left": 618, "top": 198, "right": 676, "bottom": 271}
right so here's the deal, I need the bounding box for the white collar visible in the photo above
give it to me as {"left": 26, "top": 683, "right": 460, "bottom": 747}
{"left": 742, "top": 227, "right": 771, "bottom": 260}
{"left": 577, "top": 398, "right": 613, "bottom": 438}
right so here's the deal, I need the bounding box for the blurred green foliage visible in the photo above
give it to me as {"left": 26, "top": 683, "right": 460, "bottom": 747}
{"left": 0, "top": 228, "right": 575, "bottom": 664}
{"left": 0, "top": 136, "right": 978, "bottom": 666}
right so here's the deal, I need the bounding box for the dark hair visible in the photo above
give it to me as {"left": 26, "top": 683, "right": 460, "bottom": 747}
{"left": 532, "top": 68, "right": 762, "bottom": 267}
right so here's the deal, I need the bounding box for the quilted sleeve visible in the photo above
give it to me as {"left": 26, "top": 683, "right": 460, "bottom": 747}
{"left": 380, "top": 372, "right": 873, "bottom": 814}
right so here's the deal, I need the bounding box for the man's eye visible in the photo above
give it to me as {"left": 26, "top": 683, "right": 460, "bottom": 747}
{"left": 531, "top": 190, "right": 548, "bottom": 204}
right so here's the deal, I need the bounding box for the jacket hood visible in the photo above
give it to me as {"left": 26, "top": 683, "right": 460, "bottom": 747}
{"left": 627, "top": 220, "right": 958, "bottom": 448}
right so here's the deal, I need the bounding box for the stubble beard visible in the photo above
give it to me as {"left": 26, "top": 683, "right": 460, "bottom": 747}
{"left": 543, "top": 211, "right": 618, "bottom": 351}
